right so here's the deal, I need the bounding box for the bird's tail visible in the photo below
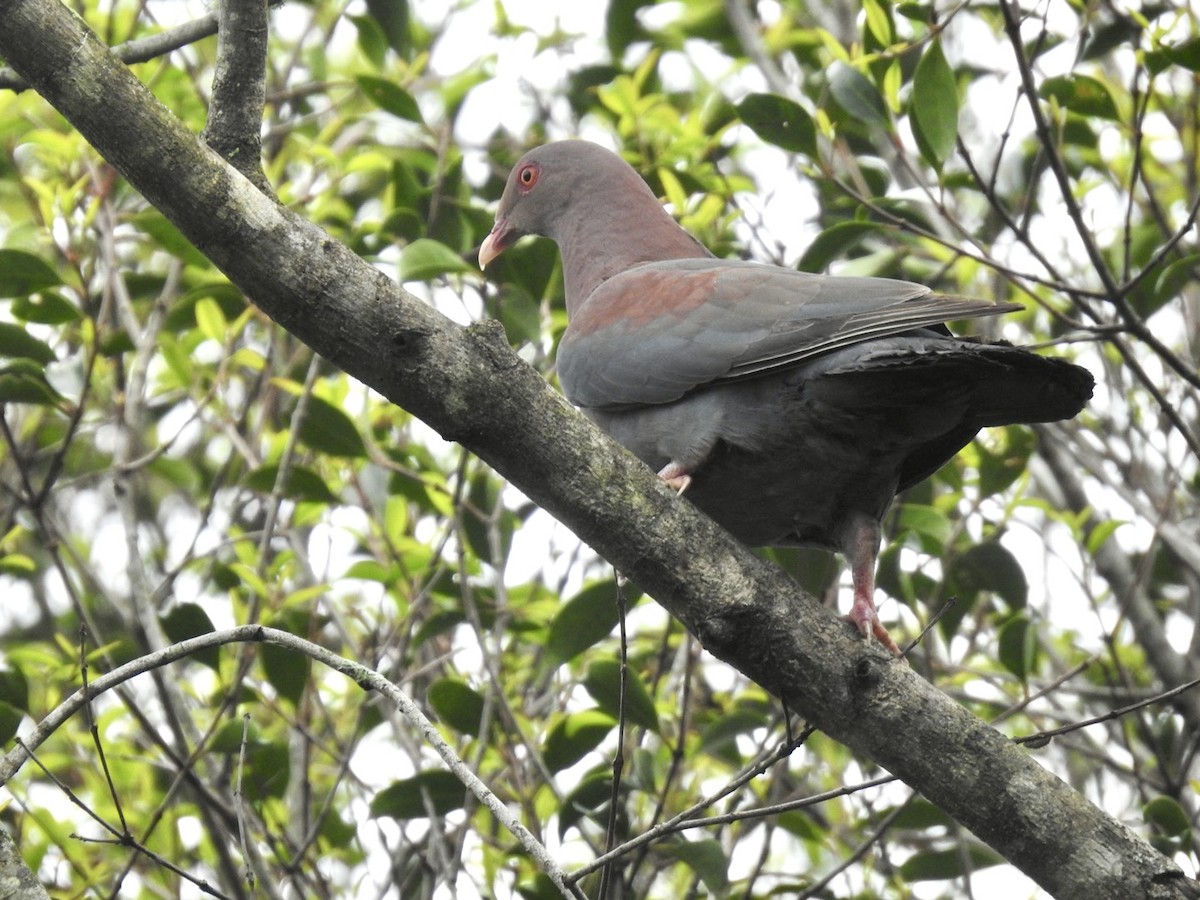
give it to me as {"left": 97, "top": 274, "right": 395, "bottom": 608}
{"left": 962, "top": 341, "right": 1094, "bottom": 426}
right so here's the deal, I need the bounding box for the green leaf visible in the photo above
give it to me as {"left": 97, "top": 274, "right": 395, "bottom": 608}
{"left": 99, "top": 330, "right": 136, "bottom": 357}
{"left": 896, "top": 2, "right": 933, "bottom": 23}
{"left": 697, "top": 706, "right": 770, "bottom": 764}
{"left": 242, "top": 741, "right": 291, "bottom": 799}
{"left": 891, "top": 797, "right": 954, "bottom": 829}
{"left": 997, "top": 614, "right": 1039, "bottom": 681}
{"left": 356, "top": 76, "right": 423, "bottom": 122}
{"left": 1086, "top": 519, "right": 1124, "bottom": 555}
{"left": 161, "top": 604, "right": 220, "bottom": 671}
{"left": 130, "top": 210, "right": 211, "bottom": 268}
{"left": 558, "top": 772, "right": 613, "bottom": 839}
{"left": 490, "top": 284, "right": 542, "bottom": 345}
{"left": 515, "top": 874, "right": 563, "bottom": 900}
{"left": 546, "top": 580, "right": 622, "bottom": 666}
{"left": 0, "top": 322, "right": 55, "bottom": 364}
{"left": 296, "top": 395, "right": 369, "bottom": 459}
{"left": 211, "top": 725, "right": 289, "bottom": 800}
{"left": 0, "top": 665, "right": 30, "bottom": 712}
{"left": 342, "top": 559, "right": 393, "bottom": 582}
{"left": 950, "top": 541, "right": 1028, "bottom": 609}
{"left": 976, "top": 425, "right": 1035, "bottom": 497}
{"left": 149, "top": 454, "right": 201, "bottom": 494}
{"left": 0, "top": 360, "right": 65, "bottom": 406}
{"left": 736, "top": 93, "right": 817, "bottom": 156}
{"left": 348, "top": 14, "right": 388, "bottom": 68}
{"left": 399, "top": 238, "right": 472, "bottom": 282}
{"left": 899, "top": 844, "right": 1005, "bottom": 881}
{"left": 245, "top": 464, "right": 339, "bottom": 504}
{"left": 797, "top": 221, "right": 881, "bottom": 272}
{"left": 862, "top": 0, "right": 893, "bottom": 45}
{"left": 1162, "top": 37, "right": 1200, "bottom": 72}
{"left": 896, "top": 503, "right": 953, "bottom": 552}
{"left": 441, "top": 63, "right": 494, "bottom": 120}
{"left": 664, "top": 838, "right": 728, "bottom": 894}
{"left": 877, "top": 539, "right": 941, "bottom": 608}
{"left": 0, "top": 250, "right": 61, "bottom": 297}
{"left": 478, "top": 236, "right": 560, "bottom": 299}
{"left": 167, "top": 283, "right": 247, "bottom": 334}
{"left": 261, "top": 637, "right": 309, "bottom": 708}
{"left": 606, "top": 0, "right": 651, "bottom": 58}
{"left": 544, "top": 710, "right": 617, "bottom": 773}
{"left": 371, "top": 770, "right": 465, "bottom": 819}
{"left": 0, "top": 701, "right": 22, "bottom": 746}
{"left": 460, "top": 470, "right": 514, "bottom": 567}
{"left": 0, "top": 553, "right": 36, "bottom": 576}
{"left": 412, "top": 609, "right": 465, "bottom": 648}
{"left": 210, "top": 562, "right": 241, "bottom": 592}
{"left": 583, "top": 659, "right": 660, "bottom": 733}
{"left": 911, "top": 39, "right": 958, "bottom": 170}
{"left": 1081, "top": 16, "right": 1145, "bottom": 61}
{"left": 211, "top": 719, "right": 252, "bottom": 753}
{"left": 363, "top": 0, "right": 411, "bottom": 58}
{"left": 260, "top": 610, "right": 311, "bottom": 708}
{"left": 229, "top": 562, "right": 269, "bottom": 599}
{"left": 829, "top": 62, "right": 891, "bottom": 129}
{"left": 428, "top": 678, "right": 486, "bottom": 736}
{"left": 1144, "top": 796, "right": 1191, "bottom": 837}
{"left": 12, "top": 291, "right": 79, "bottom": 324}
{"left": 193, "top": 296, "right": 227, "bottom": 344}
{"left": 319, "top": 811, "right": 359, "bottom": 850}
{"left": 1039, "top": 74, "right": 1120, "bottom": 120}
{"left": 1144, "top": 253, "right": 1200, "bottom": 318}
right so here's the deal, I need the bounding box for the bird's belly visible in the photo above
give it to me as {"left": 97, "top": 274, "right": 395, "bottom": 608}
{"left": 582, "top": 378, "right": 920, "bottom": 549}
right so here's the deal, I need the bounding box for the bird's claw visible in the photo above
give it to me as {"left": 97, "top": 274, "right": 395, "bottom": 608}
{"left": 657, "top": 462, "right": 692, "bottom": 495}
{"left": 844, "top": 603, "right": 904, "bottom": 657}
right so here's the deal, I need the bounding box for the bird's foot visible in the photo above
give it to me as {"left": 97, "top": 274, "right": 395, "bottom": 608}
{"left": 657, "top": 461, "right": 692, "bottom": 495}
{"left": 842, "top": 515, "right": 904, "bottom": 658}
{"left": 845, "top": 599, "right": 903, "bottom": 657}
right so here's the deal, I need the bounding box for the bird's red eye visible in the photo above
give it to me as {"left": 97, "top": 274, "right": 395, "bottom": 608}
{"left": 517, "top": 163, "right": 540, "bottom": 192}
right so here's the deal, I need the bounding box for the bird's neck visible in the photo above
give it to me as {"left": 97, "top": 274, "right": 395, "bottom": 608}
{"left": 557, "top": 190, "right": 711, "bottom": 316}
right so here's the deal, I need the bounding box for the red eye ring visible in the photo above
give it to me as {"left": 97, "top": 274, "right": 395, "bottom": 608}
{"left": 517, "top": 163, "right": 540, "bottom": 192}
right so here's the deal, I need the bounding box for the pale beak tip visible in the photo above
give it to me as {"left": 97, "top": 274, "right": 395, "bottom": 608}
{"left": 478, "top": 226, "right": 504, "bottom": 270}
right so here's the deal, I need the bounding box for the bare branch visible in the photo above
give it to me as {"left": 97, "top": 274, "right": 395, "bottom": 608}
{"left": 203, "top": 0, "right": 270, "bottom": 190}
{"left": 0, "top": 12, "right": 219, "bottom": 92}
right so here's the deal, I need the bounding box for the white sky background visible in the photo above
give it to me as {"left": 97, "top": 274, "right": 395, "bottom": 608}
{"left": 2, "top": 0, "right": 1190, "bottom": 897}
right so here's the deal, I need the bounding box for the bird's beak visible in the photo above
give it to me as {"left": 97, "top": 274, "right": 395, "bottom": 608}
{"left": 478, "top": 219, "right": 511, "bottom": 270}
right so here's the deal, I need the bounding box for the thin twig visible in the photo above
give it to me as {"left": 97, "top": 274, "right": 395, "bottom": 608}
{"left": 0, "top": 12, "right": 220, "bottom": 91}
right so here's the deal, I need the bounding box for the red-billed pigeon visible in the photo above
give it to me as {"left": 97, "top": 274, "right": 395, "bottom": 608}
{"left": 479, "top": 140, "right": 1093, "bottom": 655}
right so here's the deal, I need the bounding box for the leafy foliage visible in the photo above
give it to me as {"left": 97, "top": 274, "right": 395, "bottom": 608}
{"left": 0, "top": 0, "right": 1197, "bottom": 898}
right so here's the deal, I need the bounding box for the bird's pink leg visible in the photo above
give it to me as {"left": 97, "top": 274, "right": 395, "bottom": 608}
{"left": 843, "top": 517, "right": 903, "bottom": 656}
{"left": 657, "top": 461, "right": 692, "bottom": 494}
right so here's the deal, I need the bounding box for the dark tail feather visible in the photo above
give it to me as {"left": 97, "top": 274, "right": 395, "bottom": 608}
{"left": 818, "top": 339, "right": 1095, "bottom": 493}
{"left": 890, "top": 349, "right": 1092, "bottom": 492}
{"left": 965, "top": 346, "right": 1094, "bottom": 426}
{"left": 822, "top": 339, "right": 1095, "bottom": 425}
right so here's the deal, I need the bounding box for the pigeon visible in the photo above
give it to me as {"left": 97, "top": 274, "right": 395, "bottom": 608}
{"left": 479, "top": 140, "right": 1093, "bottom": 654}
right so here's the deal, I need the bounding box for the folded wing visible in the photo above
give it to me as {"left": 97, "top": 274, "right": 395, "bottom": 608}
{"left": 557, "top": 258, "right": 1020, "bottom": 409}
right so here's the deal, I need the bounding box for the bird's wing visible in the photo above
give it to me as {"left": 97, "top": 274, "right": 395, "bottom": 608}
{"left": 556, "top": 258, "right": 1020, "bottom": 409}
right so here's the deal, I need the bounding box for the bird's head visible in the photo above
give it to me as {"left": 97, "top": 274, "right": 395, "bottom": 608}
{"left": 479, "top": 141, "right": 599, "bottom": 268}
